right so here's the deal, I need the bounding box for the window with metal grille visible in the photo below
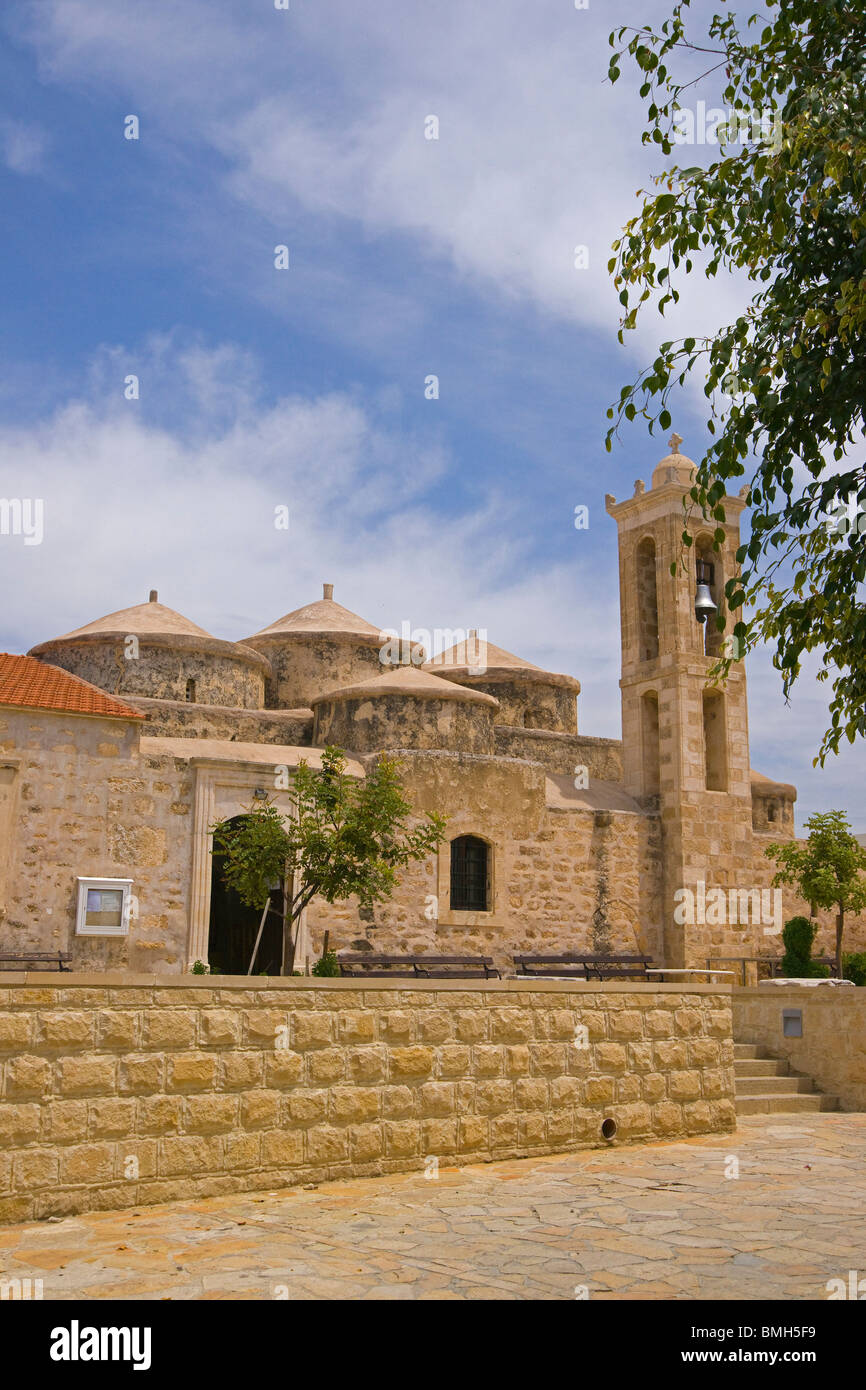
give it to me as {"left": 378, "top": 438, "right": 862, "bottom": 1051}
{"left": 450, "top": 835, "right": 489, "bottom": 911}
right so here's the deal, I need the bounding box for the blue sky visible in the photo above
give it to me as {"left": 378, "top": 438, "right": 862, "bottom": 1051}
{"left": 1, "top": 0, "right": 863, "bottom": 830}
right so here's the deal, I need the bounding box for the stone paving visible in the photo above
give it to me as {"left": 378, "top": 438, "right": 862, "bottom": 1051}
{"left": 1, "top": 1114, "right": 864, "bottom": 1300}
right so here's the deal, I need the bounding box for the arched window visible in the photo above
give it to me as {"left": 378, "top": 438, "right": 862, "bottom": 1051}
{"left": 703, "top": 690, "right": 728, "bottom": 790}
{"left": 185, "top": 678, "right": 196, "bottom": 703}
{"left": 450, "top": 835, "right": 489, "bottom": 911}
{"left": 636, "top": 537, "right": 659, "bottom": 661}
{"left": 641, "top": 691, "right": 660, "bottom": 799}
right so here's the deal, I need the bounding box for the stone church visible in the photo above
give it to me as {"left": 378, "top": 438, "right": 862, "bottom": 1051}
{"left": 0, "top": 437, "right": 855, "bottom": 976}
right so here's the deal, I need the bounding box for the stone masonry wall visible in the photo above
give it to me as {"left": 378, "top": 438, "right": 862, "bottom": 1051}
{"left": 249, "top": 635, "right": 384, "bottom": 710}
{"left": 0, "top": 709, "right": 193, "bottom": 973}
{"left": 124, "top": 697, "right": 313, "bottom": 746}
{"left": 443, "top": 677, "right": 576, "bottom": 734}
{"left": 306, "top": 750, "right": 663, "bottom": 970}
{"left": 493, "top": 727, "right": 623, "bottom": 781}
{"left": 733, "top": 986, "right": 866, "bottom": 1111}
{"left": 0, "top": 975, "right": 735, "bottom": 1224}
{"left": 35, "top": 641, "right": 266, "bottom": 709}
{"left": 314, "top": 693, "right": 495, "bottom": 756}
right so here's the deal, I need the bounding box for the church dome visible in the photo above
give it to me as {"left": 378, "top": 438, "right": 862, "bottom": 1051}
{"left": 29, "top": 590, "right": 270, "bottom": 708}
{"left": 651, "top": 432, "right": 697, "bottom": 490}
{"left": 311, "top": 663, "right": 499, "bottom": 754}
{"left": 244, "top": 583, "right": 398, "bottom": 711}
{"left": 248, "top": 584, "right": 384, "bottom": 641}
{"left": 424, "top": 631, "right": 580, "bottom": 733}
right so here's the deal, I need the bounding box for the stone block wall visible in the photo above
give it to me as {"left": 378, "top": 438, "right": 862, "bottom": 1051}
{"left": 0, "top": 709, "right": 193, "bottom": 972}
{"left": 314, "top": 692, "right": 496, "bottom": 756}
{"left": 492, "top": 727, "right": 623, "bottom": 781}
{"left": 124, "top": 697, "right": 314, "bottom": 745}
{"left": 32, "top": 639, "right": 268, "bottom": 709}
{"left": 0, "top": 975, "right": 735, "bottom": 1224}
{"left": 733, "top": 985, "right": 866, "bottom": 1111}
{"left": 247, "top": 634, "right": 385, "bottom": 710}
{"left": 306, "top": 750, "right": 664, "bottom": 969}
{"left": 440, "top": 676, "right": 577, "bottom": 735}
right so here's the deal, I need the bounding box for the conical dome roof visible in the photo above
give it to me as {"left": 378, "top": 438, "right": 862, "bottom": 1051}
{"left": 29, "top": 590, "right": 269, "bottom": 670}
{"left": 46, "top": 592, "right": 214, "bottom": 642}
{"left": 312, "top": 663, "right": 499, "bottom": 707}
{"left": 427, "top": 634, "right": 544, "bottom": 675}
{"left": 424, "top": 631, "right": 580, "bottom": 691}
{"left": 246, "top": 584, "right": 383, "bottom": 643}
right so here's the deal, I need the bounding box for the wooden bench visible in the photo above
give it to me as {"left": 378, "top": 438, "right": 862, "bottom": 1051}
{"left": 513, "top": 954, "right": 589, "bottom": 979}
{"left": 582, "top": 954, "right": 655, "bottom": 981}
{"left": 0, "top": 951, "right": 72, "bottom": 972}
{"left": 338, "top": 954, "right": 500, "bottom": 980}
{"left": 514, "top": 954, "right": 655, "bottom": 981}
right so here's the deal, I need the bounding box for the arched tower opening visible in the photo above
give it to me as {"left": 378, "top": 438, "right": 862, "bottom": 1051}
{"left": 696, "top": 535, "right": 725, "bottom": 658}
{"left": 640, "top": 690, "right": 661, "bottom": 800}
{"left": 636, "top": 537, "right": 659, "bottom": 662}
{"left": 702, "top": 689, "right": 728, "bottom": 791}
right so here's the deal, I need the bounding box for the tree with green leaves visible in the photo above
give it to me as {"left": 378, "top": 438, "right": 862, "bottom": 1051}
{"left": 766, "top": 810, "right": 866, "bottom": 974}
{"left": 210, "top": 747, "right": 446, "bottom": 974}
{"left": 606, "top": 1, "right": 866, "bottom": 762}
{"left": 779, "top": 915, "right": 828, "bottom": 980}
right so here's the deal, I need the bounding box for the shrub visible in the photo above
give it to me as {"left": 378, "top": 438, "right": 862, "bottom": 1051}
{"left": 190, "top": 960, "right": 209, "bottom": 975}
{"left": 781, "top": 916, "right": 830, "bottom": 978}
{"left": 842, "top": 952, "right": 866, "bottom": 987}
{"left": 312, "top": 949, "right": 341, "bottom": 978}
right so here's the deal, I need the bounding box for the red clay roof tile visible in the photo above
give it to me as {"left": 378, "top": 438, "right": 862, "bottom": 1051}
{"left": 0, "top": 653, "right": 145, "bottom": 721}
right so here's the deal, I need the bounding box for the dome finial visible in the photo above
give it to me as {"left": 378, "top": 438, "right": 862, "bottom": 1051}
{"left": 668, "top": 431, "right": 683, "bottom": 454}
{"left": 323, "top": 583, "right": 334, "bottom": 601}
{"left": 149, "top": 589, "right": 158, "bottom": 603}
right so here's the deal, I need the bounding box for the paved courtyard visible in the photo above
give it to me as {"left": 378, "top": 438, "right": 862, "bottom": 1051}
{"left": 2, "top": 1114, "right": 864, "bottom": 1300}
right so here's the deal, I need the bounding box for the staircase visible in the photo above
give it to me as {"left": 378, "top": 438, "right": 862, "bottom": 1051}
{"left": 734, "top": 1042, "right": 840, "bottom": 1115}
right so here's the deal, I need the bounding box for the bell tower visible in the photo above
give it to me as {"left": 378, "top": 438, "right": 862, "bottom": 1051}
{"left": 605, "top": 434, "right": 754, "bottom": 968}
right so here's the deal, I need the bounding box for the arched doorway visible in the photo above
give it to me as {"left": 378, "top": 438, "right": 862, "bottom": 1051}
{"left": 207, "top": 815, "right": 285, "bottom": 975}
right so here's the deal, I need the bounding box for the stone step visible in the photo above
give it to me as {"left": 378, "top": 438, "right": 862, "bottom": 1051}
{"left": 735, "top": 1092, "right": 839, "bottom": 1116}
{"left": 734, "top": 1058, "right": 790, "bottom": 1077}
{"left": 733, "top": 1043, "right": 764, "bottom": 1059}
{"left": 735, "top": 1075, "right": 815, "bottom": 1095}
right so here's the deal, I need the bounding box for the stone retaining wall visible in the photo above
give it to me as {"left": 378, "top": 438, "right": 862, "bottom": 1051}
{"left": 0, "top": 975, "right": 735, "bottom": 1224}
{"left": 733, "top": 986, "right": 866, "bottom": 1111}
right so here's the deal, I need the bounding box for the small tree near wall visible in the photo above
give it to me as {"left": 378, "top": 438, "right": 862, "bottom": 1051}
{"left": 211, "top": 747, "right": 446, "bottom": 974}
{"left": 766, "top": 811, "right": 866, "bottom": 976}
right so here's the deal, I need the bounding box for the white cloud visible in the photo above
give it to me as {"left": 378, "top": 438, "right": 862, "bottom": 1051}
{"left": 14, "top": 0, "right": 751, "bottom": 350}
{"left": 0, "top": 337, "right": 603, "bottom": 689}
{"left": 0, "top": 117, "right": 48, "bottom": 174}
{"left": 745, "top": 646, "right": 866, "bottom": 833}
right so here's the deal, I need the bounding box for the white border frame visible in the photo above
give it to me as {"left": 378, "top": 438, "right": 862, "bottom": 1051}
{"left": 75, "top": 877, "right": 133, "bottom": 937}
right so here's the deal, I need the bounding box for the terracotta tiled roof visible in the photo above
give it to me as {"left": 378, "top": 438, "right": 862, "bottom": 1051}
{"left": 0, "top": 653, "right": 146, "bottom": 721}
